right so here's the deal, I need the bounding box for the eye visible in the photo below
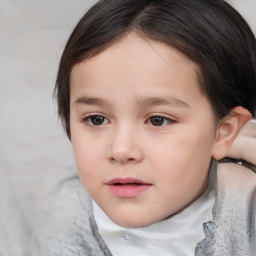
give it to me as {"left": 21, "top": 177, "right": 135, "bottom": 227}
{"left": 82, "top": 115, "right": 109, "bottom": 126}
{"left": 148, "top": 116, "right": 174, "bottom": 126}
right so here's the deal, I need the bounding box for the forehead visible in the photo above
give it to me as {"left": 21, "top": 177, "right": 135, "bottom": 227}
{"left": 72, "top": 33, "right": 199, "bottom": 75}
{"left": 70, "top": 33, "right": 204, "bottom": 106}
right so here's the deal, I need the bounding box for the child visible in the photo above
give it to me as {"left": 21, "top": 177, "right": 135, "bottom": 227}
{"left": 52, "top": 0, "right": 256, "bottom": 255}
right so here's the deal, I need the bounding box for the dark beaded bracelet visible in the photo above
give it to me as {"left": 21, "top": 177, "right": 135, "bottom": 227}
{"left": 219, "top": 157, "right": 256, "bottom": 173}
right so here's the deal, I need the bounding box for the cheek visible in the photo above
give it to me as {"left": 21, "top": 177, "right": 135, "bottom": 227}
{"left": 147, "top": 125, "right": 215, "bottom": 181}
{"left": 153, "top": 130, "right": 213, "bottom": 160}
{"left": 71, "top": 130, "right": 104, "bottom": 179}
{"left": 73, "top": 143, "right": 104, "bottom": 196}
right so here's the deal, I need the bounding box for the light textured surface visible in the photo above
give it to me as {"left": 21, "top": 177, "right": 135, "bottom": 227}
{"left": 0, "top": 1, "right": 96, "bottom": 254}
{"left": 0, "top": 0, "right": 96, "bottom": 177}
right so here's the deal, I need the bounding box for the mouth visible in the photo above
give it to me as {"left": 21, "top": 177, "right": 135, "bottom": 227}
{"left": 106, "top": 178, "right": 152, "bottom": 198}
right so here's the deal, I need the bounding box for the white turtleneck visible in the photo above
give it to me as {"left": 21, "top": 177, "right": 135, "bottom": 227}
{"left": 92, "top": 166, "right": 216, "bottom": 256}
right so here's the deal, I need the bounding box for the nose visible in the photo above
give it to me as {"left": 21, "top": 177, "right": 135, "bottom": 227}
{"left": 108, "top": 125, "right": 143, "bottom": 164}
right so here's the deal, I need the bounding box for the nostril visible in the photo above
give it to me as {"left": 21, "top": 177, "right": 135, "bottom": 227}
{"left": 110, "top": 157, "right": 135, "bottom": 163}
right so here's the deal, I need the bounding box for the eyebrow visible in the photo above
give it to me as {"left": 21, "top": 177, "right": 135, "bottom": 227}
{"left": 73, "top": 96, "right": 190, "bottom": 108}
{"left": 136, "top": 96, "right": 190, "bottom": 108}
{"left": 73, "top": 97, "right": 110, "bottom": 107}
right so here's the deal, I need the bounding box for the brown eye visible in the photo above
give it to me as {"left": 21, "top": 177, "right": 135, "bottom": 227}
{"left": 90, "top": 116, "right": 105, "bottom": 125}
{"left": 148, "top": 116, "right": 173, "bottom": 126}
{"left": 150, "top": 116, "right": 165, "bottom": 126}
{"left": 83, "top": 115, "right": 109, "bottom": 126}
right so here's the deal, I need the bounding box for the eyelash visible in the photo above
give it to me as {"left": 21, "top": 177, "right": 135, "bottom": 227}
{"left": 146, "top": 115, "right": 175, "bottom": 127}
{"left": 82, "top": 114, "right": 110, "bottom": 126}
{"left": 81, "top": 114, "right": 175, "bottom": 127}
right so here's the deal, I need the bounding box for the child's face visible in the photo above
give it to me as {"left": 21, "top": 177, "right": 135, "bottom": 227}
{"left": 70, "top": 33, "right": 218, "bottom": 228}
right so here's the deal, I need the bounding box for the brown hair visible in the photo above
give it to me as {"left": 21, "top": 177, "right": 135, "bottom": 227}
{"left": 54, "top": 0, "right": 256, "bottom": 139}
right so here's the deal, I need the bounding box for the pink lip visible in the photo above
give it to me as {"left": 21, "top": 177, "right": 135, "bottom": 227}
{"left": 106, "top": 178, "right": 152, "bottom": 198}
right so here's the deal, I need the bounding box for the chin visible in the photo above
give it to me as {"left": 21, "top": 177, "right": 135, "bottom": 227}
{"left": 110, "top": 214, "right": 157, "bottom": 228}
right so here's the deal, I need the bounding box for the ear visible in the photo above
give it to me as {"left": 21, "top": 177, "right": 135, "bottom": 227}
{"left": 212, "top": 106, "right": 251, "bottom": 160}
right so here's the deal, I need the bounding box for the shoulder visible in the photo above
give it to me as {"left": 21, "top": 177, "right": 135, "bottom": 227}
{"left": 47, "top": 168, "right": 111, "bottom": 256}
{"left": 213, "top": 119, "right": 256, "bottom": 254}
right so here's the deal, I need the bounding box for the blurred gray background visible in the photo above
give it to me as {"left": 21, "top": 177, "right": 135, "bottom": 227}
{"left": 0, "top": 0, "right": 255, "bottom": 251}
{"left": 0, "top": 0, "right": 96, "bottom": 181}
